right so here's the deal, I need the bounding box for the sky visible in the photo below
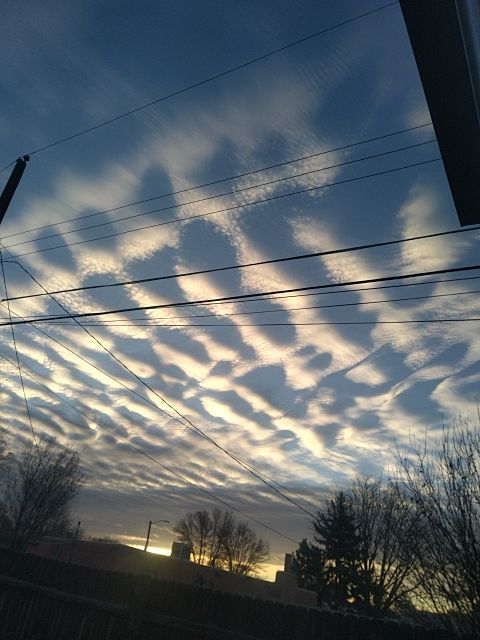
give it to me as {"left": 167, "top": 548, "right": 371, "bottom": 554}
{"left": 0, "top": 0, "right": 479, "bottom": 580}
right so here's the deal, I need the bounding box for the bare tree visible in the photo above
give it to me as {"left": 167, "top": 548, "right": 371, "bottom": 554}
{"left": 0, "top": 429, "right": 9, "bottom": 478}
{"left": 174, "top": 508, "right": 269, "bottom": 575}
{"left": 84, "top": 535, "right": 119, "bottom": 543}
{"left": 292, "top": 479, "right": 421, "bottom": 615}
{"left": 349, "top": 477, "right": 421, "bottom": 614}
{"left": 174, "top": 509, "right": 221, "bottom": 565}
{"left": 222, "top": 520, "right": 269, "bottom": 575}
{"left": 208, "top": 507, "right": 233, "bottom": 567}
{"left": 0, "top": 430, "right": 13, "bottom": 545}
{"left": 3, "top": 436, "right": 82, "bottom": 550}
{"left": 396, "top": 417, "right": 480, "bottom": 637}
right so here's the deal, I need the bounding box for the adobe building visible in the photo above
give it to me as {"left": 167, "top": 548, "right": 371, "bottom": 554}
{"left": 27, "top": 537, "right": 316, "bottom": 608}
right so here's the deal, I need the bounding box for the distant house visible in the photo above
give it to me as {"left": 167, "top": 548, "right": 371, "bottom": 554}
{"left": 27, "top": 537, "right": 316, "bottom": 607}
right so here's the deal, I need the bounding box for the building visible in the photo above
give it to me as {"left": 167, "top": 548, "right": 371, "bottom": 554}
{"left": 27, "top": 537, "right": 316, "bottom": 607}
{"left": 400, "top": 0, "right": 480, "bottom": 226}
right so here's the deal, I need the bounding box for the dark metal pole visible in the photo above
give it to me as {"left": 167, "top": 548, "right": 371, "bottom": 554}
{"left": 68, "top": 520, "right": 81, "bottom": 562}
{"left": 0, "top": 156, "right": 29, "bottom": 227}
{"left": 144, "top": 520, "right": 152, "bottom": 552}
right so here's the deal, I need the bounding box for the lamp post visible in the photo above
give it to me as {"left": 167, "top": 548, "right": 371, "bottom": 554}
{"left": 144, "top": 519, "right": 169, "bottom": 552}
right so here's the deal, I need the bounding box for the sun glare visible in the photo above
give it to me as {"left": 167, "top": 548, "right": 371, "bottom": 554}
{"left": 128, "top": 544, "right": 171, "bottom": 556}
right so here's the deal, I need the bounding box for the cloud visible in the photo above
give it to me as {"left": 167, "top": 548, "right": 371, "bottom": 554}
{"left": 346, "top": 360, "right": 387, "bottom": 387}
{"left": 2, "top": 0, "right": 479, "bottom": 565}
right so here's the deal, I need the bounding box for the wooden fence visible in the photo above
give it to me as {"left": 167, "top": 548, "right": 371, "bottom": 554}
{"left": 0, "top": 548, "right": 449, "bottom": 639}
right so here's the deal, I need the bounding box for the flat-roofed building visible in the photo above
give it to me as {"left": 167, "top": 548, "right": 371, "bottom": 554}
{"left": 27, "top": 537, "right": 316, "bottom": 608}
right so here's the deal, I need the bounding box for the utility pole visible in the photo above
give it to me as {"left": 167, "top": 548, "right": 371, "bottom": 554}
{"left": 68, "top": 520, "right": 81, "bottom": 562}
{"left": 144, "top": 519, "right": 169, "bottom": 552}
{"left": 144, "top": 521, "right": 153, "bottom": 552}
{"left": 0, "top": 156, "right": 29, "bottom": 227}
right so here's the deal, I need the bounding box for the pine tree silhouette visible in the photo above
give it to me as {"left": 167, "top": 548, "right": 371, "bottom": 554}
{"left": 291, "top": 538, "right": 328, "bottom": 602}
{"left": 313, "top": 491, "right": 361, "bottom": 605}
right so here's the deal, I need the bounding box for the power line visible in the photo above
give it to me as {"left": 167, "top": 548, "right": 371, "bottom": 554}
{"left": 3, "top": 139, "right": 436, "bottom": 249}
{"left": 0, "top": 161, "right": 16, "bottom": 176}
{"left": 34, "top": 288, "right": 479, "bottom": 326}
{"left": 1, "top": 301, "right": 178, "bottom": 421}
{"left": 7, "top": 274, "right": 480, "bottom": 320}
{"left": 0, "top": 253, "right": 37, "bottom": 446}
{"left": 30, "top": 317, "right": 480, "bottom": 328}
{"left": 0, "top": 351, "right": 299, "bottom": 544}
{"left": 5, "top": 139, "right": 437, "bottom": 247}
{"left": 2, "top": 264, "right": 479, "bottom": 327}
{"left": 3, "top": 261, "right": 478, "bottom": 515}
{"left": 178, "top": 274, "right": 480, "bottom": 309}
{"left": 0, "top": 122, "right": 433, "bottom": 241}
{"left": 14, "top": 1, "right": 397, "bottom": 160}
{"left": 1, "top": 274, "right": 475, "bottom": 542}
{"left": 2, "top": 295, "right": 318, "bottom": 515}
{"left": 4, "top": 257, "right": 318, "bottom": 517}
{"left": 2, "top": 156, "right": 442, "bottom": 259}
{"left": 4, "top": 224, "right": 479, "bottom": 303}
{"left": 75, "top": 318, "right": 479, "bottom": 328}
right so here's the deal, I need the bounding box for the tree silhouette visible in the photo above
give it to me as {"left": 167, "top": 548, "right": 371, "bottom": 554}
{"left": 221, "top": 519, "right": 269, "bottom": 575}
{"left": 0, "top": 430, "right": 8, "bottom": 473}
{"left": 293, "top": 481, "right": 420, "bottom": 615}
{"left": 349, "top": 476, "right": 420, "bottom": 614}
{"left": 174, "top": 508, "right": 269, "bottom": 575}
{"left": 2, "top": 436, "right": 82, "bottom": 550}
{"left": 397, "top": 418, "right": 480, "bottom": 637}
{"left": 291, "top": 538, "right": 328, "bottom": 602}
{"left": 313, "top": 491, "right": 361, "bottom": 605}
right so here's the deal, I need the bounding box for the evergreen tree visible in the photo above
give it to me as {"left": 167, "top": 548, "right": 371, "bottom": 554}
{"left": 292, "top": 482, "right": 421, "bottom": 616}
{"left": 291, "top": 538, "right": 329, "bottom": 602}
{"left": 313, "top": 491, "right": 361, "bottom": 605}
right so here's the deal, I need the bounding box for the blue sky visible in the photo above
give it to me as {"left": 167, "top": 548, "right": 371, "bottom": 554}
{"left": 1, "top": 0, "right": 479, "bottom": 578}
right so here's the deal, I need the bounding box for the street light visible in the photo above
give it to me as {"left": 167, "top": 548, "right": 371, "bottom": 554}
{"left": 144, "top": 518, "right": 170, "bottom": 552}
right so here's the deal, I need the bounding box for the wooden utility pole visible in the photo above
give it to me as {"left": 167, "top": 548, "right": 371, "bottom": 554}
{"left": 144, "top": 518, "right": 169, "bottom": 552}
{"left": 0, "top": 156, "right": 29, "bottom": 227}
{"left": 68, "top": 521, "right": 81, "bottom": 562}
